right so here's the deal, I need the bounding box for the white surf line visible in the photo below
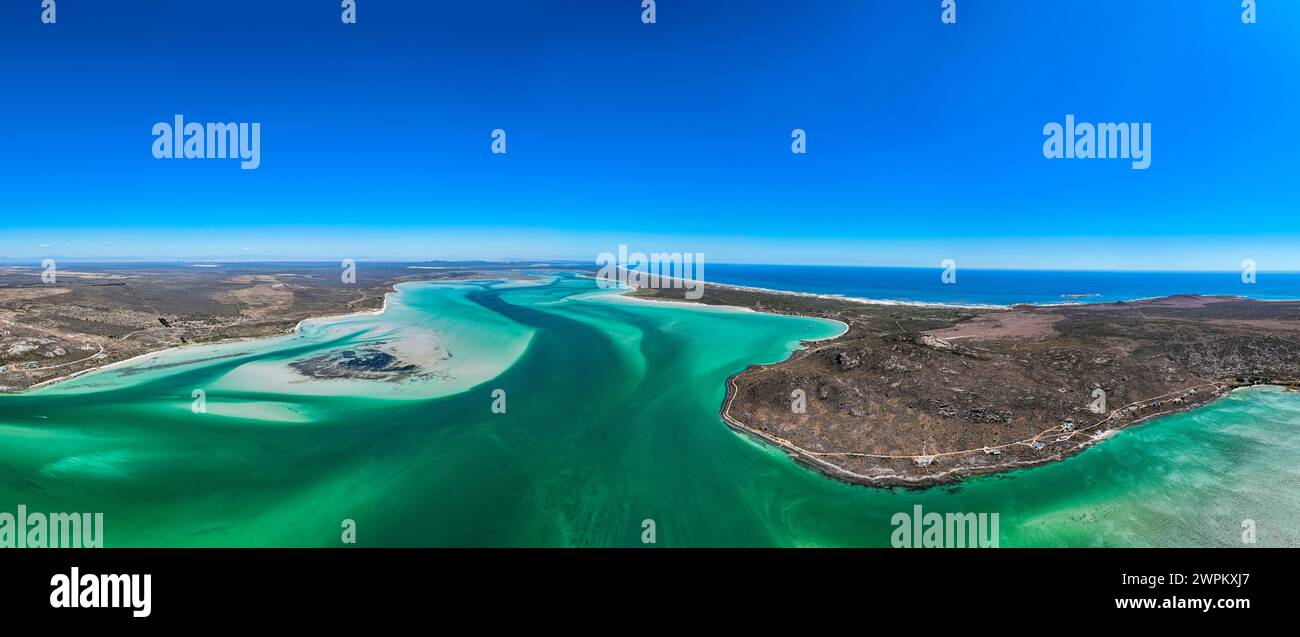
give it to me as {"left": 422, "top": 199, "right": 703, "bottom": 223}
{"left": 590, "top": 275, "right": 853, "bottom": 336}
{"left": 596, "top": 270, "right": 1009, "bottom": 311}
{"left": 610, "top": 267, "right": 1300, "bottom": 311}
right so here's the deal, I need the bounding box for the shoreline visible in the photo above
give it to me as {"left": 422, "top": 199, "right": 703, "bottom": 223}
{"left": 719, "top": 369, "right": 1294, "bottom": 489}
{"left": 634, "top": 275, "right": 1300, "bottom": 489}
{"left": 12, "top": 274, "right": 546, "bottom": 392}
{"left": 13, "top": 281, "right": 409, "bottom": 394}
{"left": 586, "top": 273, "right": 853, "bottom": 335}
{"left": 585, "top": 269, "right": 1296, "bottom": 311}
{"left": 291, "top": 283, "right": 397, "bottom": 333}
{"left": 698, "top": 281, "right": 1296, "bottom": 311}
{"left": 585, "top": 272, "right": 1294, "bottom": 488}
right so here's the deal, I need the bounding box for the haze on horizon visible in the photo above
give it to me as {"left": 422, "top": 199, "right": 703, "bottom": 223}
{"left": 2, "top": 228, "right": 1300, "bottom": 273}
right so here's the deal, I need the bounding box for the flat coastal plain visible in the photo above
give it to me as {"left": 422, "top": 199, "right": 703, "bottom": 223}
{"left": 0, "top": 262, "right": 553, "bottom": 392}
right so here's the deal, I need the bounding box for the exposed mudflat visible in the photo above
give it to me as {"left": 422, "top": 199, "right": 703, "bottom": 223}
{"left": 290, "top": 346, "right": 421, "bottom": 381}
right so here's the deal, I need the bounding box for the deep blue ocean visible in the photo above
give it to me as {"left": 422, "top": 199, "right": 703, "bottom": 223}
{"left": 702, "top": 264, "right": 1300, "bottom": 307}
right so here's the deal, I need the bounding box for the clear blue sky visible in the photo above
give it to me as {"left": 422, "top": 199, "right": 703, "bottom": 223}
{"left": 1, "top": 1, "right": 1296, "bottom": 269}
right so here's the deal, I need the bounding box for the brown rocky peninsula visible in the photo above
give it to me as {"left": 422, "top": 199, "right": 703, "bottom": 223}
{"left": 630, "top": 283, "right": 1300, "bottom": 487}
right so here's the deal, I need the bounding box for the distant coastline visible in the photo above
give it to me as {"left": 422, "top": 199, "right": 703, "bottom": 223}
{"left": 696, "top": 264, "right": 1300, "bottom": 308}
{"left": 593, "top": 267, "right": 1286, "bottom": 312}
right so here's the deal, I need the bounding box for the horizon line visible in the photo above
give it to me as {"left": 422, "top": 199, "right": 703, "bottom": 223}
{"left": 0, "top": 257, "right": 1291, "bottom": 275}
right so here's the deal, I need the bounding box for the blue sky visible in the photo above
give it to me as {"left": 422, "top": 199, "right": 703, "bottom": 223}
{"left": 1, "top": 1, "right": 1297, "bottom": 269}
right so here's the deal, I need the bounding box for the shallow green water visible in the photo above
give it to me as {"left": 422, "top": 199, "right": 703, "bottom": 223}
{"left": 0, "top": 274, "right": 1296, "bottom": 547}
